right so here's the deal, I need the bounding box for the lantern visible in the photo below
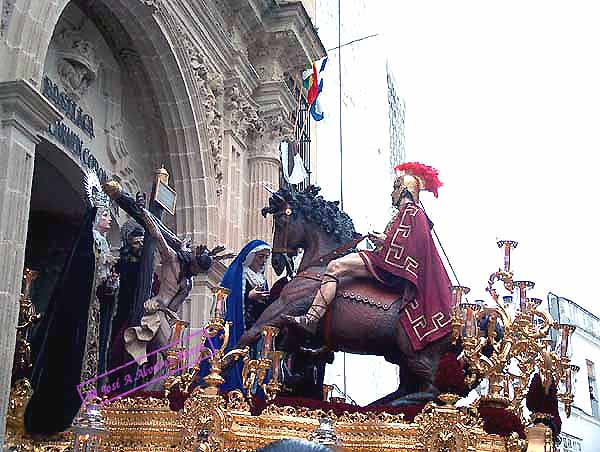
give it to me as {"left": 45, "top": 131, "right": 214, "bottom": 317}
{"left": 71, "top": 403, "right": 108, "bottom": 452}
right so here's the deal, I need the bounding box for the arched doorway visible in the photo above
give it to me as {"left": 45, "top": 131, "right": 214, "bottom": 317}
{"left": 14, "top": 0, "right": 216, "bottom": 242}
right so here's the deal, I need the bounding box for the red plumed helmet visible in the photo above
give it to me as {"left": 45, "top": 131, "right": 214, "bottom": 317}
{"left": 394, "top": 162, "right": 443, "bottom": 198}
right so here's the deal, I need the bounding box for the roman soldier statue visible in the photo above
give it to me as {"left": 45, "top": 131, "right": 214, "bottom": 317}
{"left": 285, "top": 162, "right": 453, "bottom": 353}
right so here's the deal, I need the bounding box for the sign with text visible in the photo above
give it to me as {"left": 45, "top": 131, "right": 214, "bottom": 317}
{"left": 77, "top": 327, "right": 215, "bottom": 406}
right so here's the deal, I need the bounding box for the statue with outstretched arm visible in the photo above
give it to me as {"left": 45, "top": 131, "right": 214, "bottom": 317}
{"left": 103, "top": 180, "right": 230, "bottom": 364}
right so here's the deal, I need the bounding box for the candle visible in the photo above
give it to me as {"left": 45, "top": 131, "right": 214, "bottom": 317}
{"left": 497, "top": 240, "right": 517, "bottom": 272}
{"left": 565, "top": 367, "right": 572, "bottom": 395}
{"left": 270, "top": 351, "right": 282, "bottom": 384}
{"left": 212, "top": 287, "right": 230, "bottom": 319}
{"left": 560, "top": 325, "right": 570, "bottom": 358}
{"left": 462, "top": 301, "right": 480, "bottom": 339}
{"left": 451, "top": 285, "right": 471, "bottom": 306}
{"left": 514, "top": 281, "right": 535, "bottom": 313}
{"left": 261, "top": 326, "right": 279, "bottom": 356}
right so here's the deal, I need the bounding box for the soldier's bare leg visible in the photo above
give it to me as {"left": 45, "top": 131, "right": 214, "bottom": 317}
{"left": 284, "top": 252, "right": 370, "bottom": 334}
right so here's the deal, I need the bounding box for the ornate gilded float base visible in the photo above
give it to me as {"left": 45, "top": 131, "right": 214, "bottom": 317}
{"left": 5, "top": 389, "right": 543, "bottom": 452}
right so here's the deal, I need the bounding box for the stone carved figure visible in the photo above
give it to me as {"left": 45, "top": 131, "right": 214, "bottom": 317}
{"left": 55, "top": 30, "right": 99, "bottom": 100}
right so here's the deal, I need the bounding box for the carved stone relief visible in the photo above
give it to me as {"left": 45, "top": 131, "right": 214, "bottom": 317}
{"left": 0, "top": 0, "right": 16, "bottom": 36}
{"left": 180, "top": 31, "right": 226, "bottom": 195}
{"left": 55, "top": 29, "right": 100, "bottom": 100}
{"left": 248, "top": 31, "right": 307, "bottom": 82}
{"left": 224, "top": 82, "right": 262, "bottom": 141}
{"left": 139, "top": 0, "right": 160, "bottom": 13}
{"left": 248, "top": 109, "right": 293, "bottom": 160}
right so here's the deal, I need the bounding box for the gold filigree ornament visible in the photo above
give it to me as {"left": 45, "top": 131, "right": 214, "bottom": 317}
{"left": 452, "top": 240, "right": 575, "bottom": 427}
{"left": 179, "top": 389, "right": 228, "bottom": 452}
{"left": 414, "top": 401, "right": 488, "bottom": 452}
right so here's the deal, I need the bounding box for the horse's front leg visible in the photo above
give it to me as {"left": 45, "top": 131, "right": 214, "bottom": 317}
{"left": 221, "top": 310, "right": 289, "bottom": 373}
{"left": 236, "top": 324, "right": 264, "bottom": 350}
{"left": 236, "top": 313, "right": 290, "bottom": 349}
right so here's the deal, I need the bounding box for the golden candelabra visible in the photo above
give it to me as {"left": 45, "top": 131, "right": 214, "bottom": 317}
{"left": 163, "top": 286, "right": 282, "bottom": 404}
{"left": 163, "top": 319, "right": 193, "bottom": 397}
{"left": 164, "top": 287, "right": 249, "bottom": 397}
{"left": 452, "top": 240, "right": 576, "bottom": 418}
{"left": 5, "top": 269, "right": 42, "bottom": 450}
{"left": 241, "top": 326, "right": 282, "bottom": 402}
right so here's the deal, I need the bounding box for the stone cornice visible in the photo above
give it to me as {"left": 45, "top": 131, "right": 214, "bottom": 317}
{"left": 253, "top": 79, "right": 296, "bottom": 117}
{"left": 179, "top": 0, "right": 236, "bottom": 74}
{"left": 263, "top": 2, "right": 326, "bottom": 65}
{"left": 0, "top": 79, "right": 62, "bottom": 141}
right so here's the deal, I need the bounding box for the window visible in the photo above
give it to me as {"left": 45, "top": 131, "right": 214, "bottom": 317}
{"left": 280, "top": 76, "right": 311, "bottom": 191}
{"left": 587, "top": 359, "right": 599, "bottom": 418}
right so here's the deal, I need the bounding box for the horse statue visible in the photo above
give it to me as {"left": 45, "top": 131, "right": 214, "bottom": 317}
{"left": 232, "top": 186, "right": 467, "bottom": 404}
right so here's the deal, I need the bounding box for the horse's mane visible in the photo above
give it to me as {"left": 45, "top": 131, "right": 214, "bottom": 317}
{"left": 263, "top": 185, "right": 359, "bottom": 243}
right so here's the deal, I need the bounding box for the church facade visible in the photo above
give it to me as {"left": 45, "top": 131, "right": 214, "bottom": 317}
{"left": 0, "top": 0, "right": 324, "bottom": 443}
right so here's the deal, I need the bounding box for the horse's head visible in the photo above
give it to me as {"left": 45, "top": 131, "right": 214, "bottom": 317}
{"left": 261, "top": 186, "right": 311, "bottom": 275}
{"left": 261, "top": 185, "right": 358, "bottom": 275}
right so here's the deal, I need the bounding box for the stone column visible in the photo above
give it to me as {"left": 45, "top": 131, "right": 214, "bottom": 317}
{"left": 0, "top": 80, "right": 61, "bottom": 445}
{"left": 184, "top": 262, "right": 226, "bottom": 353}
{"left": 245, "top": 31, "right": 302, "bottom": 243}
{"left": 247, "top": 110, "right": 294, "bottom": 243}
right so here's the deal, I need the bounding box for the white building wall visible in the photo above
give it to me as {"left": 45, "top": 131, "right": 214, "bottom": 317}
{"left": 549, "top": 294, "right": 600, "bottom": 452}
{"left": 313, "top": 0, "right": 402, "bottom": 405}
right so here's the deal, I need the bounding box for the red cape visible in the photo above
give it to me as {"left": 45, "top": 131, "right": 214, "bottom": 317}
{"left": 361, "top": 203, "right": 453, "bottom": 351}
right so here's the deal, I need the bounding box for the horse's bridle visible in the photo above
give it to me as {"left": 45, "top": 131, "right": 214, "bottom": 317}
{"left": 270, "top": 205, "right": 296, "bottom": 256}
{"left": 270, "top": 203, "right": 366, "bottom": 277}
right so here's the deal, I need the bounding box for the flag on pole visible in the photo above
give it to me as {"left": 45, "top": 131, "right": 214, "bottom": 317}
{"left": 303, "top": 57, "right": 327, "bottom": 104}
{"left": 302, "top": 57, "right": 327, "bottom": 120}
{"left": 310, "top": 79, "right": 325, "bottom": 121}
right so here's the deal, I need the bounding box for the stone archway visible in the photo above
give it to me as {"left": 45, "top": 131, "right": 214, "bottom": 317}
{"left": 4, "top": 0, "right": 218, "bottom": 246}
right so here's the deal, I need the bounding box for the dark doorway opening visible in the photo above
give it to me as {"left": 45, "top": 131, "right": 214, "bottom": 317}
{"left": 25, "top": 140, "right": 87, "bottom": 359}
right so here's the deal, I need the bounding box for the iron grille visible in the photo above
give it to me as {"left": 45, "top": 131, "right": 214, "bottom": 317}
{"left": 280, "top": 76, "right": 311, "bottom": 191}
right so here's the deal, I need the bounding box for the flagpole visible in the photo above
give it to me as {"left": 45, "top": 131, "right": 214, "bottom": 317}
{"left": 337, "top": 0, "right": 347, "bottom": 401}
{"left": 327, "top": 33, "right": 379, "bottom": 53}
{"left": 338, "top": 0, "right": 344, "bottom": 212}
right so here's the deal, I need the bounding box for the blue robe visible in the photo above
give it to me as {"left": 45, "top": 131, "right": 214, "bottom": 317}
{"left": 219, "top": 240, "right": 270, "bottom": 392}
